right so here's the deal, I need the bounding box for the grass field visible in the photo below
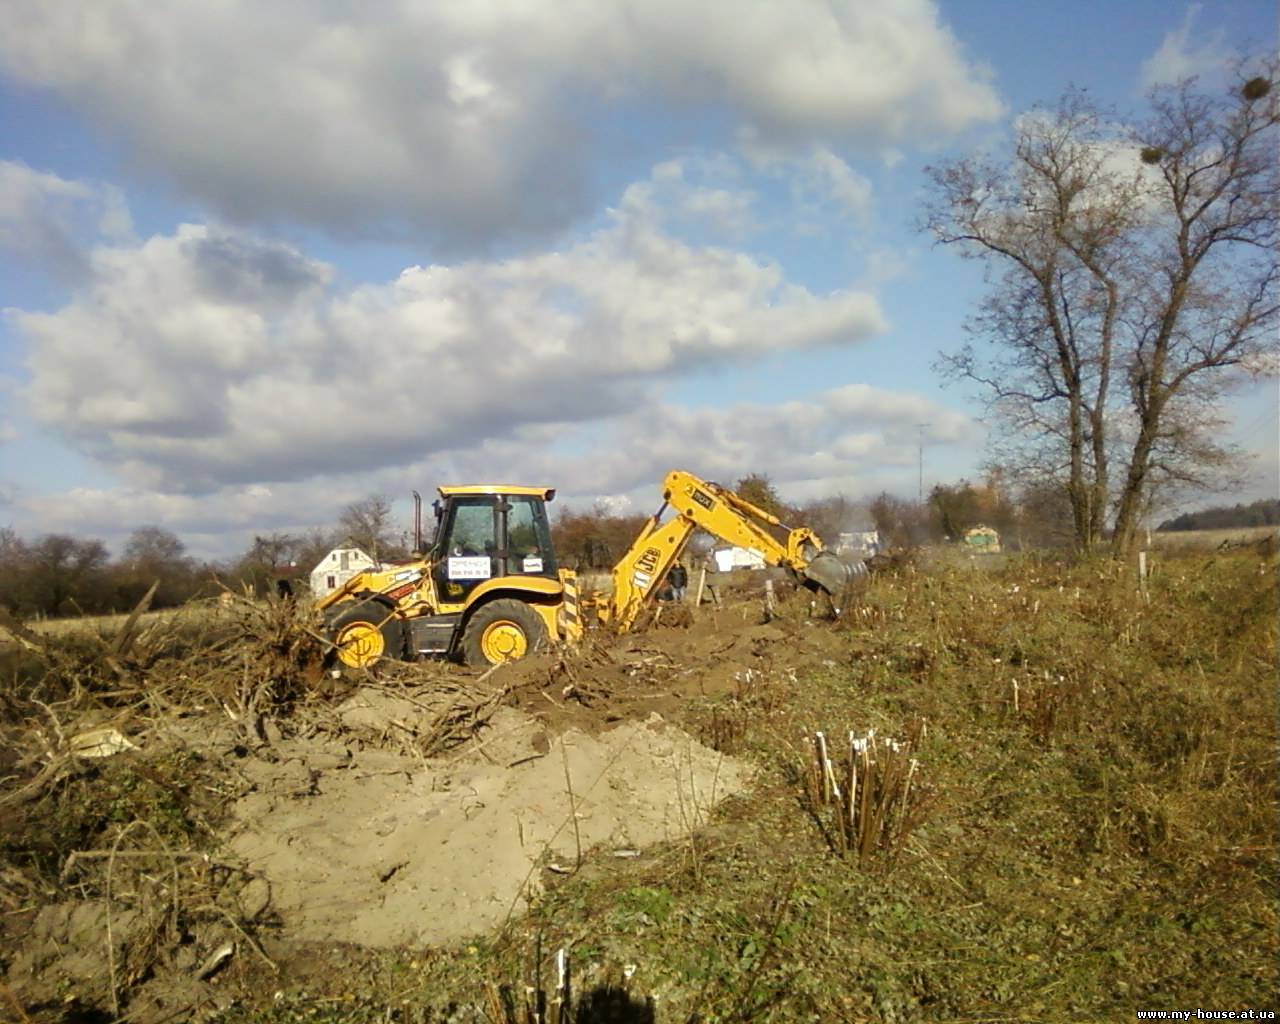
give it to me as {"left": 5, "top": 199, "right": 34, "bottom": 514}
{"left": 230, "top": 549, "right": 1277, "bottom": 1020}
{"left": 1149, "top": 524, "right": 1278, "bottom": 550}
{"left": 0, "top": 598, "right": 232, "bottom": 644}
{"left": 390, "top": 550, "right": 1277, "bottom": 1022}
{"left": 2, "top": 548, "right": 1276, "bottom": 1022}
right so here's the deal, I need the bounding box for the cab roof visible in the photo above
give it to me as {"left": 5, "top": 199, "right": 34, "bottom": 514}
{"left": 436, "top": 485, "right": 556, "bottom": 501}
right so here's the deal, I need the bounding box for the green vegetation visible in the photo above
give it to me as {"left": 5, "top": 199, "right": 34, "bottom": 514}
{"left": 226, "top": 549, "right": 1278, "bottom": 1021}
{"left": 1159, "top": 498, "right": 1280, "bottom": 532}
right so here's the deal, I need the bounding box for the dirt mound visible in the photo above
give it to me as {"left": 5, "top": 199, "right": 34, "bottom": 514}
{"left": 1, "top": 589, "right": 846, "bottom": 1018}
{"left": 225, "top": 709, "right": 749, "bottom": 947}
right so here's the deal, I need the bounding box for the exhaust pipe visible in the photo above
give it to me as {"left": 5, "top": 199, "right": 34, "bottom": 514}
{"left": 413, "top": 490, "right": 422, "bottom": 554}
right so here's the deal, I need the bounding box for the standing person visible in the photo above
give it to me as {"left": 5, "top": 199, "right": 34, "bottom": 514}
{"left": 668, "top": 561, "right": 688, "bottom": 603}
{"left": 701, "top": 551, "right": 723, "bottom": 607}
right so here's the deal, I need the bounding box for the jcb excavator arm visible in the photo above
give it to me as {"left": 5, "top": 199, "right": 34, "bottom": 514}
{"left": 601, "top": 470, "right": 853, "bottom": 631}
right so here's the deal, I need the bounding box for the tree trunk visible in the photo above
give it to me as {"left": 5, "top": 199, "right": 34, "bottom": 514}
{"left": 1112, "top": 416, "right": 1158, "bottom": 556}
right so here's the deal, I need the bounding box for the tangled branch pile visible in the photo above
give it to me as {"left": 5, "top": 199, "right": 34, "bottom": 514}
{"left": 0, "top": 590, "right": 333, "bottom": 1019}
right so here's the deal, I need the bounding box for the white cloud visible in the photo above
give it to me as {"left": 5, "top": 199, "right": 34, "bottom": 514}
{"left": 806, "top": 149, "right": 874, "bottom": 221}
{"left": 861, "top": 247, "right": 915, "bottom": 285}
{"left": 736, "top": 144, "right": 878, "bottom": 235}
{"left": 623, "top": 148, "right": 875, "bottom": 239}
{"left": 0, "top": 160, "right": 132, "bottom": 281}
{"left": 563, "top": 385, "right": 978, "bottom": 499}
{"left": 1139, "top": 5, "right": 1231, "bottom": 91}
{"left": 7, "top": 480, "right": 362, "bottom": 561}
{"left": 0, "top": 161, "right": 88, "bottom": 220}
{"left": 594, "top": 495, "right": 633, "bottom": 516}
{"left": 403, "top": 383, "right": 977, "bottom": 504}
{"left": 620, "top": 159, "right": 759, "bottom": 240}
{"left": 5, "top": 384, "right": 977, "bottom": 558}
{"left": 0, "top": 1, "right": 1001, "bottom": 249}
{"left": 15, "top": 196, "right": 888, "bottom": 494}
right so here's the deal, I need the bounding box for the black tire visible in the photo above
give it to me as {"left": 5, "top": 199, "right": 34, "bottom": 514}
{"left": 461, "top": 599, "right": 547, "bottom": 667}
{"left": 330, "top": 601, "right": 406, "bottom": 669}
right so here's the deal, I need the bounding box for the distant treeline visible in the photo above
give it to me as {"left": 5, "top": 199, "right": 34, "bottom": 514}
{"left": 0, "top": 472, "right": 1102, "bottom": 618}
{"left": 1158, "top": 499, "right": 1280, "bottom": 532}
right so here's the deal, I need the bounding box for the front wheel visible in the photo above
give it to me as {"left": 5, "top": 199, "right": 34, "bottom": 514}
{"left": 331, "top": 602, "right": 406, "bottom": 669}
{"left": 461, "top": 599, "right": 547, "bottom": 666}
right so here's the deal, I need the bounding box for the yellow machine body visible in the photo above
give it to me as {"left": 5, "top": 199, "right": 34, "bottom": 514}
{"left": 599, "top": 470, "right": 852, "bottom": 630}
{"left": 319, "top": 472, "right": 848, "bottom": 668}
{"left": 318, "top": 484, "right": 580, "bottom": 668}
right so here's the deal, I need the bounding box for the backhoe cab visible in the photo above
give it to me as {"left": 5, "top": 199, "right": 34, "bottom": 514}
{"left": 317, "top": 485, "right": 580, "bottom": 669}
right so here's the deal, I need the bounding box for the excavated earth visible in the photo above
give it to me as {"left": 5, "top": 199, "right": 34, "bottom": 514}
{"left": 223, "top": 708, "right": 748, "bottom": 948}
{"left": 2, "top": 585, "right": 853, "bottom": 1020}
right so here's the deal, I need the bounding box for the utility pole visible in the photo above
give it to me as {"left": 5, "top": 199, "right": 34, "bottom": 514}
{"left": 916, "top": 423, "right": 930, "bottom": 506}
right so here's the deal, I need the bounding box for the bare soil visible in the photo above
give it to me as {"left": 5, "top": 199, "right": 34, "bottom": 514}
{"left": 0, "top": 583, "right": 840, "bottom": 1021}
{"left": 224, "top": 709, "right": 749, "bottom": 949}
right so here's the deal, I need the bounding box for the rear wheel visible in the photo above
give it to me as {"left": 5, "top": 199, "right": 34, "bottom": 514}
{"left": 331, "top": 602, "right": 405, "bottom": 669}
{"left": 462, "top": 599, "right": 547, "bottom": 666}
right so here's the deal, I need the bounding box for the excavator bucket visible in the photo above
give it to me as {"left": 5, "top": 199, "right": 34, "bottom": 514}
{"left": 801, "top": 550, "right": 855, "bottom": 597}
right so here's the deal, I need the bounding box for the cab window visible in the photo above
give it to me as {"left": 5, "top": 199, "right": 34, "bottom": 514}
{"left": 448, "top": 500, "right": 496, "bottom": 557}
{"left": 436, "top": 498, "right": 498, "bottom": 602}
{"left": 508, "top": 496, "right": 555, "bottom": 575}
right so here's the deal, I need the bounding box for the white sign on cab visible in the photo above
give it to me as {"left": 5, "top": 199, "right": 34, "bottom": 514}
{"left": 447, "top": 556, "right": 492, "bottom": 580}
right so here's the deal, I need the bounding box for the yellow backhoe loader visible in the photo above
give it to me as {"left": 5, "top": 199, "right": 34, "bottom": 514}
{"left": 318, "top": 470, "right": 856, "bottom": 668}
{"left": 316, "top": 485, "right": 578, "bottom": 669}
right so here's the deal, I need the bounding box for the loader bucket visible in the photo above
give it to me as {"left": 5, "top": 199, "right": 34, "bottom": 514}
{"left": 801, "top": 550, "right": 854, "bottom": 596}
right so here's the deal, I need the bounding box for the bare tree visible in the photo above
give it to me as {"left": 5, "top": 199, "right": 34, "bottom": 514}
{"left": 248, "top": 532, "right": 302, "bottom": 569}
{"left": 338, "top": 494, "right": 398, "bottom": 559}
{"left": 796, "top": 494, "right": 867, "bottom": 545}
{"left": 734, "top": 473, "right": 788, "bottom": 518}
{"left": 26, "top": 534, "right": 110, "bottom": 616}
{"left": 124, "top": 525, "right": 187, "bottom": 569}
{"left": 926, "top": 61, "right": 1278, "bottom": 555}
{"left": 121, "top": 526, "right": 196, "bottom": 607}
{"left": 1111, "top": 67, "right": 1279, "bottom": 552}
{"left": 0, "top": 526, "right": 29, "bottom": 612}
{"left": 869, "top": 492, "right": 931, "bottom": 549}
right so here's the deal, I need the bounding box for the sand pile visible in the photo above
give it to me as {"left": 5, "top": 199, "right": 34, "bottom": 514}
{"left": 225, "top": 707, "right": 749, "bottom": 947}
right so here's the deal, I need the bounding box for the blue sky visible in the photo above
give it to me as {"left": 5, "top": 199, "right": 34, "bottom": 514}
{"left": 0, "top": 1, "right": 1275, "bottom": 558}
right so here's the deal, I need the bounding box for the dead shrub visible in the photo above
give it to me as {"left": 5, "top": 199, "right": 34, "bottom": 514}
{"left": 803, "top": 720, "right": 930, "bottom": 863}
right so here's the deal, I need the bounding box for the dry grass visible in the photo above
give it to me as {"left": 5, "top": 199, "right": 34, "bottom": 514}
{"left": 0, "top": 591, "right": 326, "bottom": 1017}
{"left": 2, "top": 548, "right": 1276, "bottom": 1022}
{"left": 1149, "top": 524, "right": 1278, "bottom": 550}
{"left": 803, "top": 722, "right": 930, "bottom": 862}
{"left": 0, "top": 598, "right": 231, "bottom": 641}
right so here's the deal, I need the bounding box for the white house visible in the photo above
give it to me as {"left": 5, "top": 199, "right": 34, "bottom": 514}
{"left": 838, "top": 530, "right": 881, "bottom": 558}
{"left": 310, "top": 545, "right": 376, "bottom": 598}
{"left": 713, "top": 546, "right": 767, "bottom": 572}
